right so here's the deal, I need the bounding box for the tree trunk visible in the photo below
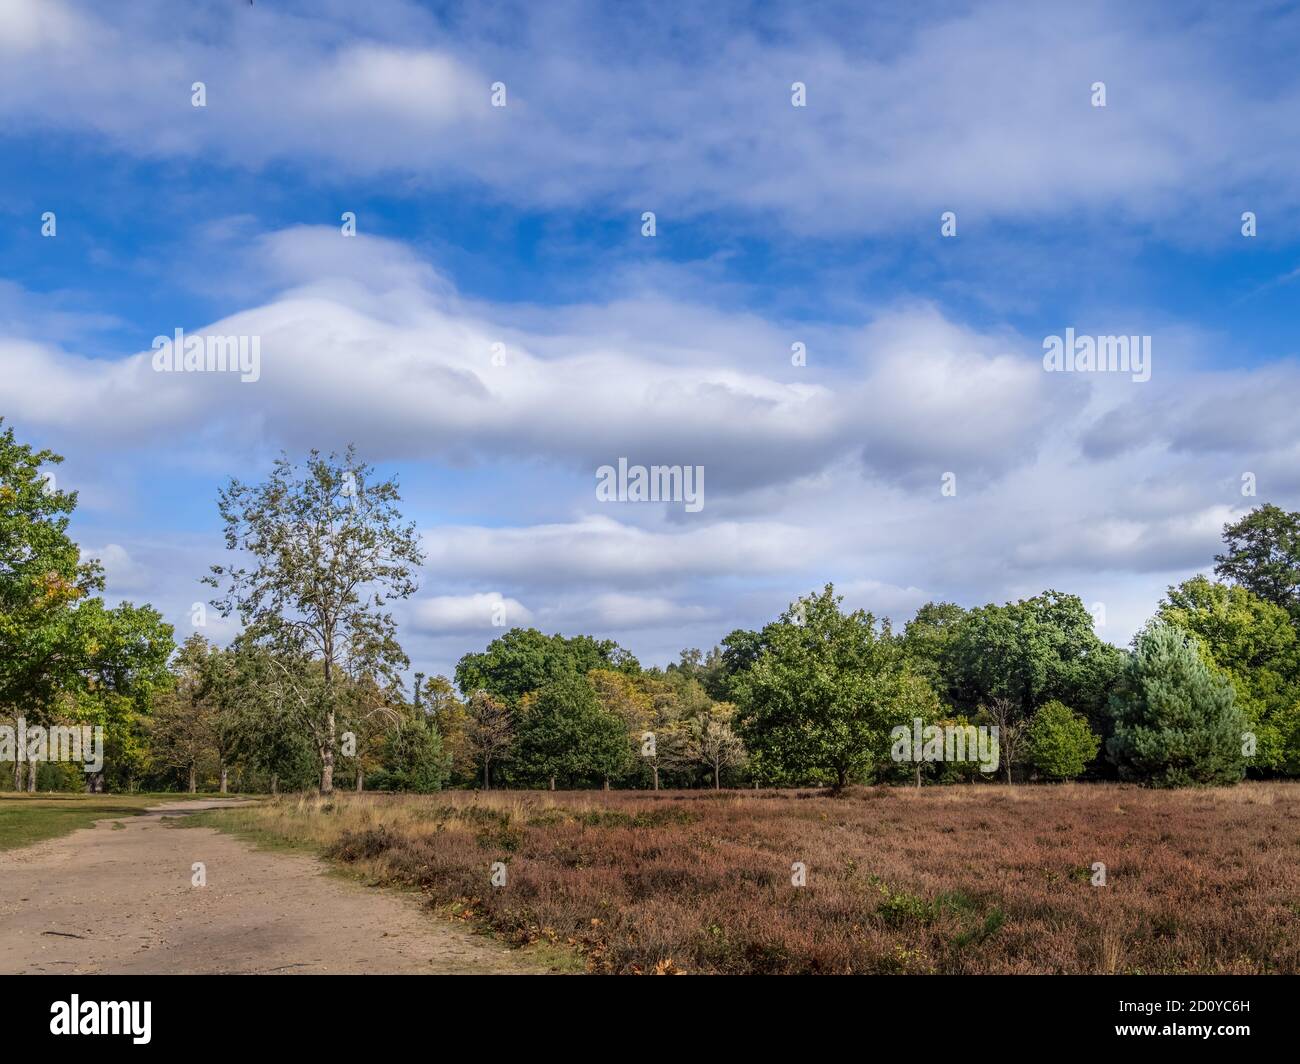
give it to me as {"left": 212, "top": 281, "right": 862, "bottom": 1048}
{"left": 27, "top": 759, "right": 37, "bottom": 792}
{"left": 549, "top": 775, "right": 555, "bottom": 791}
{"left": 320, "top": 708, "right": 336, "bottom": 795}
{"left": 915, "top": 763, "right": 922, "bottom": 790}
{"left": 320, "top": 658, "right": 335, "bottom": 795}
{"left": 270, "top": 773, "right": 279, "bottom": 796}
{"left": 483, "top": 759, "right": 490, "bottom": 790}
{"left": 713, "top": 763, "right": 720, "bottom": 790}
{"left": 603, "top": 777, "right": 609, "bottom": 791}
{"left": 220, "top": 765, "right": 229, "bottom": 795}
{"left": 1006, "top": 760, "right": 1012, "bottom": 785}
{"left": 13, "top": 756, "right": 20, "bottom": 791}
{"left": 188, "top": 765, "right": 197, "bottom": 793}
{"left": 355, "top": 767, "right": 364, "bottom": 792}
{"left": 652, "top": 765, "right": 659, "bottom": 791}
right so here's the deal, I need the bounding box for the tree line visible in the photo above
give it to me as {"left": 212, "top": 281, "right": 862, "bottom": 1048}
{"left": 3, "top": 420, "right": 1298, "bottom": 793}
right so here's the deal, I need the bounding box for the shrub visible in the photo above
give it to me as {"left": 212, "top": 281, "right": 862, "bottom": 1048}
{"left": 1026, "top": 700, "right": 1100, "bottom": 780}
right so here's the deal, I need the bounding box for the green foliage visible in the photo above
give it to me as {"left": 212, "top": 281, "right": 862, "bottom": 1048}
{"left": 512, "top": 675, "right": 629, "bottom": 788}
{"left": 1107, "top": 622, "right": 1246, "bottom": 787}
{"left": 205, "top": 446, "right": 423, "bottom": 793}
{"left": 372, "top": 712, "right": 449, "bottom": 792}
{"left": 669, "top": 700, "right": 746, "bottom": 788}
{"left": 1158, "top": 576, "right": 1300, "bottom": 775}
{"left": 942, "top": 591, "right": 1123, "bottom": 739}
{"left": 1214, "top": 504, "right": 1300, "bottom": 620}
{"left": 218, "top": 639, "right": 318, "bottom": 791}
{"left": 735, "top": 585, "right": 911, "bottom": 789}
{"left": 1025, "top": 700, "right": 1100, "bottom": 780}
{"left": 900, "top": 601, "right": 967, "bottom": 693}
{"left": 1, "top": 421, "right": 173, "bottom": 791}
{"left": 455, "top": 628, "right": 638, "bottom": 705}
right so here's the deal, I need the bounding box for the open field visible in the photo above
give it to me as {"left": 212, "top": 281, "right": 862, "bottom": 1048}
{"left": 193, "top": 782, "right": 1300, "bottom": 974}
{"left": 0, "top": 793, "right": 221, "bottom": 852}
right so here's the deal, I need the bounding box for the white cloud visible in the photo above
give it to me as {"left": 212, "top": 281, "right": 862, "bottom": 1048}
{"left": 0, "top": 227, "right": 1077, "bottom": 501}
{"left": 0, "top": 0, "right": 86, "bottom": 52}
{"left": 422, "top": 515, "right": 810, "bottom": 587}
{"left": 564, "top": 593, "right": 714, "bottom": 629}
{"left": 80, "top": 543, "right": 150, "bottom": 595}
{"left": 2, "top": 2, "right": 1297, "bottom": 233}
{"left": 410, "top": 592, "right": 533, "bottom": 634}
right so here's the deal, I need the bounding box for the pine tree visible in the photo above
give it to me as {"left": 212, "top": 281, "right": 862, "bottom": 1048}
{"left": 1107, "top": 622, "right": 1246, "bottom": 787}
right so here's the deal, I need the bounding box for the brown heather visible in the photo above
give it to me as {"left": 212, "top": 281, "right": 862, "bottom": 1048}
{"left": 209, "top": 782, "right": 1300, "bottom": 974}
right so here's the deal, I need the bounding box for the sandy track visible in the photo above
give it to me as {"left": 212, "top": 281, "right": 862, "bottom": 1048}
{"left": 0, "top": 800, "right": 533, "bottom": 975}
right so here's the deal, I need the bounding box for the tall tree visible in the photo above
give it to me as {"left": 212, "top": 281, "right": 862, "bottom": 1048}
{"left": 151, "top": 635, "right": 220, "bottom": 792}
{"left": 735, "top": 585, "right": 911, "bottom": 790}
{"left": 221, "top": 640, "right": 314, "bottom": 795}
{"left": 589, "top": 667, "right": 657, "bottom": 786}
{"left": 900, "top": 601, "right": 967, "bottom": 693}
{"left": 206, "top": 446, "right": 423, "bottom": 793}
{"left": 1214, "top": 504, "right": 1300, "bottom": 620}
{"left": 0, "top": 421, "right": 172, "bottom": 790}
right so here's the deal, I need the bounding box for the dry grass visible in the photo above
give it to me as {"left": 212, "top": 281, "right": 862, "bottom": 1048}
{"left": 202, "top": 782, "right": 1300, "bottom": 974}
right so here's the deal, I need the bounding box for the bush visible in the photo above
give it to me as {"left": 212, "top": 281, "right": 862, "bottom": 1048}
{"left": 1025, "top": 700, "right": 1100, "bottom": 780}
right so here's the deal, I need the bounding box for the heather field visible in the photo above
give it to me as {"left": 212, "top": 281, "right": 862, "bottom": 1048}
{"left": 195, "top": 782, "right": 1300, "bottom": 975}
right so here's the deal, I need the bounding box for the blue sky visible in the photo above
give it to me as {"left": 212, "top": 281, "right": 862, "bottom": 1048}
{"left": 2, "top": 0, "right": 1299, "bottom": 680}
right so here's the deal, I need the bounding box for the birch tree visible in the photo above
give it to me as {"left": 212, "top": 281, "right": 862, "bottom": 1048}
{"left": 205, "top": 446, "right": 422, "bottom": 794}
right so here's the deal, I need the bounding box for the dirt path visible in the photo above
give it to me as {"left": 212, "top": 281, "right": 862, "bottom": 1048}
{"left": 0, "top": 799, "right": 535, "bottom": 974}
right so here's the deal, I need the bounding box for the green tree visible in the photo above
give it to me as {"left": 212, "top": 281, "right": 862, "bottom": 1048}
{"left": 151, "top": 635, "right": 220, "bottom": 792}
{"left": 669, "top": 701, "right": 746, "bottom": 789}
{"left": 735, "top": 585, "right": 906, "bottom": 791}
{"left": 943, "top": 591, "right": 1123, "bottom": 752}
{"left": 220, "top": 641, "right": 316, "bottom": 794}
{"left": 454, "top": 628, "right": 638, "bottom": 706}
{"left": 1025, "top": 700, "right": 1100, "bottom": 780}
{"left": 464, "top": 689, "right": 513, "bottom": 789}
{"left": 1107, "top": 622, "right": 1246, "bottom": 787}
{"left": 1158, "top": 576, "right": 1300, "bottom": 775}
{"left": 206, "top": 446, "right": 423, "bottom": 793}
{"left": 1215, "top": 504, "right": 1300, "bottom": 620}
{"left": 513, "top": 675, "right": 628, "bottom": 789}
{"left": 879, "top": 670, "right": 946, "bottom": 788}
{"left": 374, "top": 703, "right": 449, "bottom": 792}
{"left": 417, "top": 675, "right": 472, "bottom": 784}
{"left": 588, "top": 667, "right": 659, "bottom": 787}
{"left": 1, "top": 421, "right": 172, "bottom": 791}
{"left": 900, "top": 601, "right": 967, "bottom": 694}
